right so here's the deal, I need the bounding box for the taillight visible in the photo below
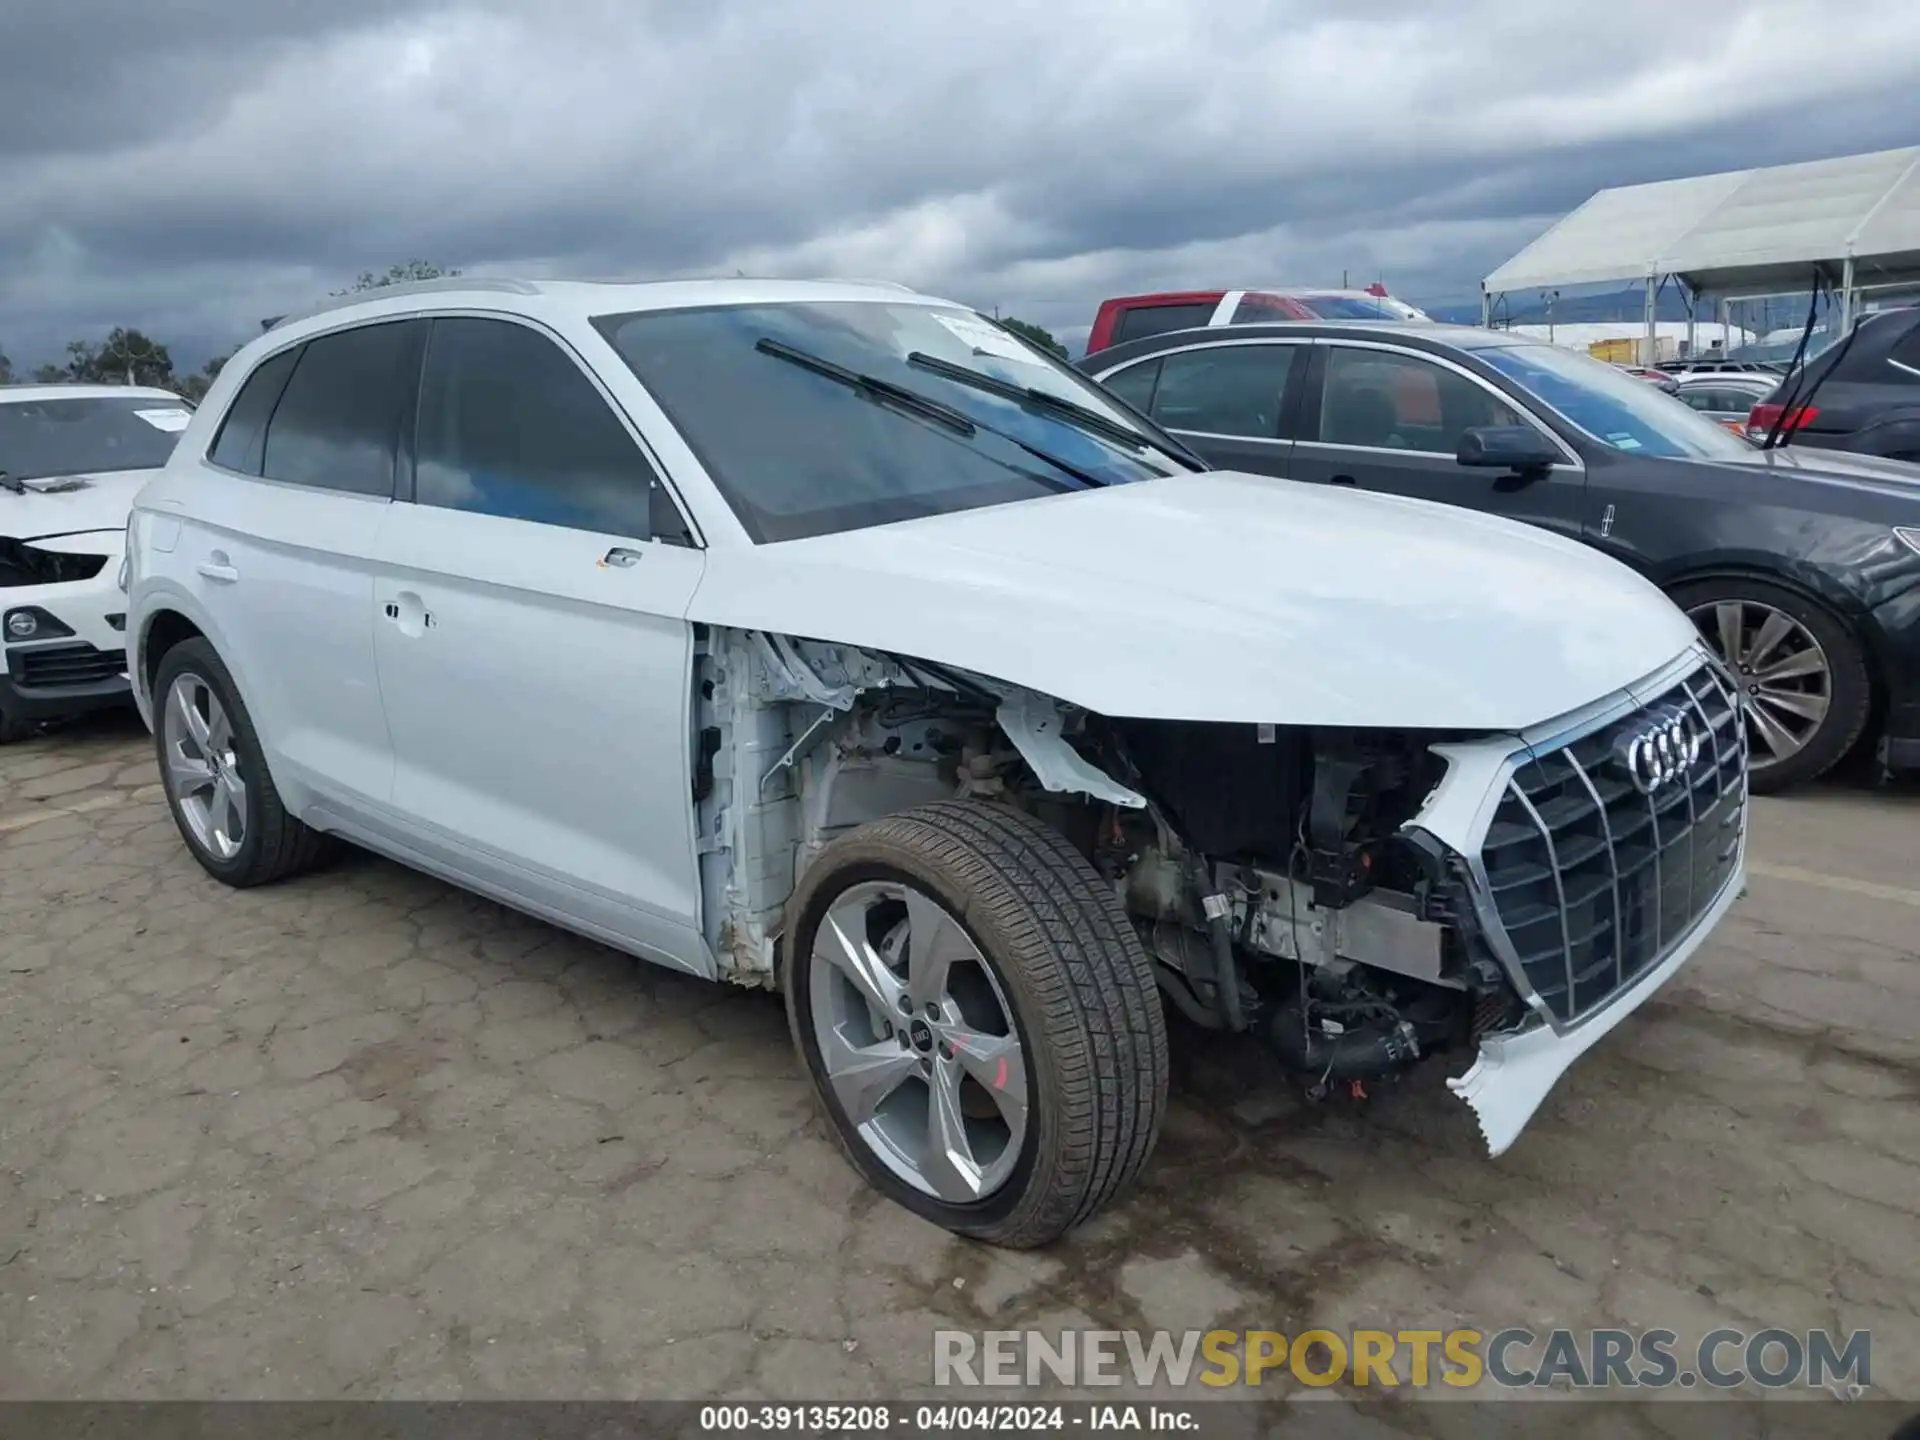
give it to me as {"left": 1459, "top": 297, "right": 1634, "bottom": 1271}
{"left": 1745, "top": 402, "right": 1819, "bottom": 439}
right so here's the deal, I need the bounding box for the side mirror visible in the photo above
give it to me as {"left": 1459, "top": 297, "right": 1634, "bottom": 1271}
{"left": 1457, "top": 425, "right": 1559, "bottom": 475}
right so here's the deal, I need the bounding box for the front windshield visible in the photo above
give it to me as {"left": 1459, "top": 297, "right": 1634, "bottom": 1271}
{"left": 0, "top": 394, "right": 191, "bottom": 480}
{"left": 1476, "top": 343, "right": 1753, "bottom": 460}
{"left": 596, "top": 300, "right": 1189, "bottom": 543}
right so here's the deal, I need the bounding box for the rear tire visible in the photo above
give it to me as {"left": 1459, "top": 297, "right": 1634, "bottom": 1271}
{"left": 784, "top": 800, "right": 1168, "bottom": 1248}
{"left": 1672, "top": 576, "right": 1871, "bottom": 794}
{"left": 152, "top": 637, "right": 337, "bottom": 887}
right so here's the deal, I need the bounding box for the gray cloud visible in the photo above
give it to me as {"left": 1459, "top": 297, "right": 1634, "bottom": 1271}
{"left": 3, "top": 0, "right": 1917, "bottom": 369}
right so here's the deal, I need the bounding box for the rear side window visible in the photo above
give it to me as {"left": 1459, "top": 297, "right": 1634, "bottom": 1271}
{"left": 413, "top": 317, "right": 673, "bottom": 541}
{"left": 1149, "top": 345, "right": 1302, "bottom": 438}
{"left": 1112, "top": 303, "right": 1216, "bottom": 344}
{"left": 261, "top": 321, "right": 423, "bottom": 497}
{"left": 208, "top": 347, "right": 300, "bottom": 476}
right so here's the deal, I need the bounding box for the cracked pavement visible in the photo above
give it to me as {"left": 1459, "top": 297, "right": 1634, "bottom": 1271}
{"left": 2, "top": 712, "right": 1916, "bottom": 1428}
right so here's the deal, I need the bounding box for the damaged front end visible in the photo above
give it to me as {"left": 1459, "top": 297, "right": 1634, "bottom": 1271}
{"left": 690, "top": 627, "right": 1747, "bottom": 1156}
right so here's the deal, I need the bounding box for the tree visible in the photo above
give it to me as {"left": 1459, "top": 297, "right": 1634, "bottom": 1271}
{"left": 996, "top": 316, "right": 1067, "bottom": 359}
{"left": 60, "top": 328, "right": 176, "bottom": 388}
{"left": 31, "top": 364, "right": 64, "bottom": 383}
{"left": 0, "top": 347, "right": 12, "bottom": 385}
{"left": 336, "top": 259, "right": 462, "bottom": 296}
{"left": 177, "top": 346, "right": 241, "bottom": 404}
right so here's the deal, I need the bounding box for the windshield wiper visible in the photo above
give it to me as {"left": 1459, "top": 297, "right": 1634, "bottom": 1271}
{"left": 757, "top": 338, "right": 1109, "bottom": 489}
{"left": 0, "top": 470, "right": 23, "bottom": 495}
{"left": 756, "top": 339, "right": 976, "bottom": 436}
{"left": 905, "top": 350, "right": 1187, "bottom": 467}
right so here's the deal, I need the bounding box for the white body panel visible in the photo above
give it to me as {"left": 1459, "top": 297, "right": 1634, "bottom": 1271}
{"left": 688, "top": 470, "right": 1699, "bottom": 731}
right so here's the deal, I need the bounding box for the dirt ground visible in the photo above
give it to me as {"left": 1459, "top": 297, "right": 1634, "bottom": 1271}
{"left": 2, "top": 710, "right": 1916, "bottom": 1430}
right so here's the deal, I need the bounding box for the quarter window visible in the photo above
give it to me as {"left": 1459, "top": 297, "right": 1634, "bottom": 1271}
{"left": 208, "top": 346, "right": 300, "bottom": 476}
{"left": 1148, "top": 345, "right": 1300, "bottom": 439}
{"left": 1100, "top": 360, "right": 1161, "bottom": 413}
{"left": 261, "top": 321, "right": 422, "bottom": 496}
{"left": 1319, "top": 348, "right": 1522, "bottom": 453}
{"left": 413, "top": 317, "right": 672, "bottom": 541}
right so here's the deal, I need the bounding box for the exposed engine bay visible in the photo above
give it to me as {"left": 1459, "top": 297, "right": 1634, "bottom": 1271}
{"left": 692, "top": 627, "right": 1532, "bottom": 1093}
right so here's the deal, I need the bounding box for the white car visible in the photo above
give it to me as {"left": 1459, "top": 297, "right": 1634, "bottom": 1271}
{"left": 2, "top": 383, "right": 193, "bottom": 741}
{"left": 124, "top": 278, "right": 1748, "bottom": 1246}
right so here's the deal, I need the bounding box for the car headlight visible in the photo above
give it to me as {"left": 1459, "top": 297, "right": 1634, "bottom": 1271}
{"left": 117, "top": 554, "right": 131, "bottom": 593}
{"left": 1897, "top": 526, "right": 1920, "bottom": 560}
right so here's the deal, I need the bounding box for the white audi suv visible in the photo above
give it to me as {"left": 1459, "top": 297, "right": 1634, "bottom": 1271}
{"left": 124, "top": 278, "right": 1747, "bottom": 1246}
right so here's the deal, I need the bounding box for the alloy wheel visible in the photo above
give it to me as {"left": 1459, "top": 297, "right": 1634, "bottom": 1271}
{"left": 161, "top": 672, "right": 249, "bottom": 860}
{"left": 1687, "top": 598, "right": 1832, "bottom": 773}
{"left": 808, "top": 881, "right": 1029, "bottom": 1204}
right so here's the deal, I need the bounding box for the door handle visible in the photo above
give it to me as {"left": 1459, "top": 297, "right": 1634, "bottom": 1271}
{"left": 196, "top": 560, "right": 238, "bottom": 583}
{"left": 1328, "top": 474, "right": 1358, "bottom": 486}
{"left": 599, "top": 547, "right": 644, "bottom": 569}
{"left": 382, "top": 592, "right": 434, "bottom": 634}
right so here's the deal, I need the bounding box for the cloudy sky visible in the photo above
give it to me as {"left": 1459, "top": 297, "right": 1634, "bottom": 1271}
{"left": 3, "top": 0, "right": 1918, "bottom": 370}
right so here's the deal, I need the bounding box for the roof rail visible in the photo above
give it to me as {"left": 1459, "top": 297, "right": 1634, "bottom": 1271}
{"left": 267, "top": 276, "right": 541, "bottom": 330}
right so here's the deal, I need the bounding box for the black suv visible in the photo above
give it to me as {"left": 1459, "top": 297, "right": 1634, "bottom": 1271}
{"left": 1748, "top": 306, "right": 1920, "bottom": 460}
{"left": 1080, "top": 320, "right": 1920, "bottom": 791}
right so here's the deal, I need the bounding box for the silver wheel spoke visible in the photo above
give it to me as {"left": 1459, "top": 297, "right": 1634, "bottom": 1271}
{"left": 1713, "top": 602, "right": 1745, "bottom": 667}
{"left": 905, "top": 888, "right": 971, "bottom": 1013}
{"left": 167, "top": 747, "right": 214, "bottom": 792}
{"left": 816, "top": 902, "right": 905, "bottom": 1016}
{"left": 1753, "top": 649, "right": 1826, "bottom": 684}
{"left": 921, "top": 1058, "right": 985, "bottom": 1201}
{"left": 821, "top": 1026, "right": 919, "bottom": 1127}
{"left": 1746, "top": 701, "right": 1801, "bottom": 762}
{"left": 1755, "top": 688, "right": 1828, "bottom": 724}
{"left": 168, "top": 682, "right": 211, "bottom": 751}
{"left": 947, "top": 1030, "right": 1029, "bottom": 1132}
{"left": 1745, "top": 609, "right": 1796, "bottom": 670}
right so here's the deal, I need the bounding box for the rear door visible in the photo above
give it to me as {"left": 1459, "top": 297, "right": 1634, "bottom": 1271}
{"left": 176, "top": 319, "right": 424, "bottom": 812}
{"left": 1093, "top": 339, "right": 1308, "bottom": 477}
{"left": 370, "top": 313, "right": 708, "bottom": 962}
{"left": 1285, "top": 341, "right": 1589, "bottom": 542}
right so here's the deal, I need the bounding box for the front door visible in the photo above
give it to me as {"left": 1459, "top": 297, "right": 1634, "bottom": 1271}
{"left": 369, "top": 315, "right": 708, "bottom": 966}
{"left": 1286, "top": 343, "right": 1589, "bottom": 544}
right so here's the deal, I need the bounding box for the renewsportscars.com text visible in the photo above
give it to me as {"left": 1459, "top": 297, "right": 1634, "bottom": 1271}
{"left": 933, "top": 1327, "right": 1873, "bottom": 1391}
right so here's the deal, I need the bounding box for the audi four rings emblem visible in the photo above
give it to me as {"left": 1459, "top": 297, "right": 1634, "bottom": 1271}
{"left": 1616, "top": 709, "right": 1704, "bottom": 795}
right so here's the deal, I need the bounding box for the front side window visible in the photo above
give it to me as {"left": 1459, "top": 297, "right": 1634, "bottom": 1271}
{"left": 1099, "top": 360, "right": 1161, "bottom": 413}
{"left": 1476, "top": 342, "right": 1752, "bottom": 460}
{"left": 261, "top": 320, "right": 423, "bottom": 496}
{"left": 1148, "top": 345, "right": 1300, "bottom": 438}
{"left": 0, "top": 395, "right": 191, "bottom": 481}
{"left": 1319, "top": 348, "right": 1522, "bottom": 452}
{"left": 413, "top": 317, "right": 667, "bottom": 540}
{"left": 596, "top": 300, "right": 1185, "bottom": 543}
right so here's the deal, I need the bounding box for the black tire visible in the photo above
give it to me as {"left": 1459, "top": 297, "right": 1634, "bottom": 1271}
{"left": 1671, "top": 576, "right": 1872, "bottom": 794}
{"left": 783, "top": 800, "right": 1168, "bottom": 1248}
{"left": 0, "top": 707, "right": 32, "bottom": 745}
{"left": 151, "top": 637, "right": 337, "bottom": 886}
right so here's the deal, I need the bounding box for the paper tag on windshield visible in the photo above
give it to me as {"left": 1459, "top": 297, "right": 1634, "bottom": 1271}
{"left": 133, "top": 407, "right": 192, "bottom": 432}
{"left": 931, "top": 313, "right": 1048, "bottom": 365}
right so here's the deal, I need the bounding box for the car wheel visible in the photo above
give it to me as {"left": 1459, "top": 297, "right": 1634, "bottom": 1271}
{"left": 784, "top": 800, "right": 1168, "bottom": 1248}
{"left": 1673, "top": 577, "right": 1871, "bottom": 794}
{"left": 0, "top": 707, "right": 32, "bottom": 745}
{"left": 152, "top": 637, "right": 337, "bottom": 886}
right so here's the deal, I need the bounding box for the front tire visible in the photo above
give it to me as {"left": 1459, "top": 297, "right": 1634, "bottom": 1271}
{"left": 1673, "top": 576, "right": 1871, "bottom": 793}
{"left": 152, "top": 637, "right": 336, "bottom": 887}
{"left": 784, "top": 800, "right": 1168, "bottom": 1248}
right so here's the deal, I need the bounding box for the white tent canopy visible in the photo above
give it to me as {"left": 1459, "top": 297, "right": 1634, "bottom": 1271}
{"left": 1484, "top": 147, "right": 1920, "bottom": 322}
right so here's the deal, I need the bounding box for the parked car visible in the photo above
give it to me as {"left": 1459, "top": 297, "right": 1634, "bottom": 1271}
{"left": 1086, "top": 287, "right": 1426, "bottom": 353}
{"left": 1, "top": 383, "right": 193, "bottom": 741}
{"left": 1654, "top": 357, "right": 1784, "bottom": 376}
{"left": 1674, "top": 373, "right": 1775, "bottom": 433}
{"left": 1619, "top": 366, "right": 1681, "bottom": 394}
{"left": 1081, "top": 320, "right": 1920, "bottom": 790}
{"left": 126, "top": 278, "right": 1747, "bottom": 1246}
{"left": 1745, "top": 306, "right": 1920, "bottom": 461}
